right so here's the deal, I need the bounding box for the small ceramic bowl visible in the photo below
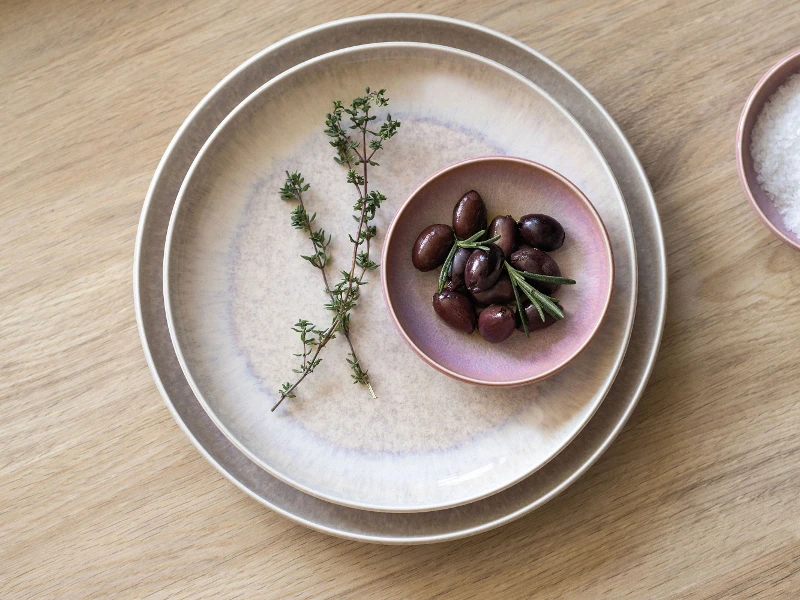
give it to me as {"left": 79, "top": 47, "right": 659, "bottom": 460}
{"left": 737, "top": 48, "right": 800, "bottom": 251}
{"left": 381, "top": 156, "right": 614, "bottom": 387}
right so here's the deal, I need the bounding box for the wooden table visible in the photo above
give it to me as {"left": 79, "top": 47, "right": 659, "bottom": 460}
{"left": 3, "top": 1, "right": 799, "bottom": 597}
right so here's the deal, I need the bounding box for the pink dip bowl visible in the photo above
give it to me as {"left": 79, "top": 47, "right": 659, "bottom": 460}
{"left": 381, "top": 156, "right": 614, "bottom": 387}
{"left": 737, "top": 48, "right": 800, "bottom": 251}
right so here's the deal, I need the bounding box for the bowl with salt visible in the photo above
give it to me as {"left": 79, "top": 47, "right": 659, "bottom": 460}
{"left": 737, "top": 48, "right": 800, "bottom": 251}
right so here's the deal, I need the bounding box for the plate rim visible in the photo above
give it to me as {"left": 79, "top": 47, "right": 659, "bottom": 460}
{"left": 134, "top": 13, "right": 666, "bottom": 542}
{"left": 162, "top": 41, "right": 637, "bottom": 513}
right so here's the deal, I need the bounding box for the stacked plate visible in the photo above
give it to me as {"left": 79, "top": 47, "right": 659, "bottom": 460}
{"left": 135, "top": 14, "right": 666, "bottom": 543}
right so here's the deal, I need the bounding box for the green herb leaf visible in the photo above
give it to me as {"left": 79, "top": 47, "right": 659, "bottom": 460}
{"left": 517, "top": 272, "right": 576, "bottom": 285}
{"left": 274, "top": 89, "right": 400, "bottom": 411}
{"left": 509, "top": 265, "right": 529, "bottom": 337}
{"left": 437, "top": 242, "right": 459, "bottom": 294}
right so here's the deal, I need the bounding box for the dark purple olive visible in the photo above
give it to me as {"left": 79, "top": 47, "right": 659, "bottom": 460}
{"left": 412, "top": 224, "right": 455, "bottom": 272}
{"left": 464, "top": 243, "right": 504, "bottom": 293}
{"left": 470, "top": 274, "right": 514, "bottom": 305}
{"left": 518, "top": 214, "right": 565, "bottom": 251}
{"left": 487, "top": 215, "right": 520, "bottom": 258}
{"left": 447, "top": 247, "right": 473, "bottom": 289}
{"left": 452, "top": 190, "right": 487, "bottom": 240}
{"left": 516, "top": 302, "right": 558, "bottom": 332}
{"left": 478, "top": 304, "right": 516, "bottom": 343}
{"left": 509, "top": 246, "right": 562, "bottom": 295}
{"left": 432, "top": 290, "right": 477, "bottom": 334}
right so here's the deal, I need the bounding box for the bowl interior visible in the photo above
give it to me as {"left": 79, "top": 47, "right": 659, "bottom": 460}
{"left": 738, "top": 49, "right": 800, "bottom": 249}
{"left": 383, "top": 157, "right": 613, "bottom": 385}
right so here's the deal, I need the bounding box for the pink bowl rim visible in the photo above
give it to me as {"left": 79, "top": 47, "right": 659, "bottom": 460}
{"left": 736, "top": 47, "right": 800, "bottom": 252}
{"left": 381, "top": 155, "right": 615, "bottom": 387}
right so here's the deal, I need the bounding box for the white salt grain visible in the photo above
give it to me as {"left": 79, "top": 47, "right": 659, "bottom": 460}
{"left": 751, "top": 73, "right": 800, "bottom": 237}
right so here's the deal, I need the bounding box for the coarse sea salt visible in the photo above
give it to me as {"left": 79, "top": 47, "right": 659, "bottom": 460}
{"left": 751, "top": 73, "right": 800, "bottom": 237}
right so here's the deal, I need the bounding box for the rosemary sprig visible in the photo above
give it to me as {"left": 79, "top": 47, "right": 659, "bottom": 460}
{"left": 435, "top": 229, "right": 576, "bottom": 336}
{"left": 436, "top": 229, "right": 501, "bottom": 293}
{"left": 505, "top": 261, "right": 576, "bottom": 336}
{"left": 273, "top": 88, "right": 400, "bottom": 412}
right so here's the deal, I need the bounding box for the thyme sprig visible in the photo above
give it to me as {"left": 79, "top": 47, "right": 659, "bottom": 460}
{"left": 279, "top": 171, "right": 368, "bottom": 392}
{"left": 273, "top": 88, "right": 400, "bottom": 412}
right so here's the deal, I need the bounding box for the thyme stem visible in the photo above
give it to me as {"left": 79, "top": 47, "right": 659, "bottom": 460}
{"left": 274, "top": 88, "right": 399, "bottom": 410}
{"left": 281, "top": 170, "right": 365, "bottom": 368}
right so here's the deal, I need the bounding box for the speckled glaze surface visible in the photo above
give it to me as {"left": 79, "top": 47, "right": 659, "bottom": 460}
{"left": 135, "top": 14, "right": 665, "bottom": 541}
{"left": 737, "top": 48, "right": 800, "bottom": 251}
{"left": 163, "top": 43, "right": 636, "bottom": 512}
{"left": 384, "top": 157, "right": 613, "bottom": 386}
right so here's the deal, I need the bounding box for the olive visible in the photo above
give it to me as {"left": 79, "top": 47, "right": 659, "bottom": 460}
{"left": 518, "top": 214, "right": 565, "bottom": 251}
{"left": 470, "top": 274, "right": 514, "bottom": 305}
{"left": 516, "top": 302, "right": 558, "bottom": 332}
{"left": 447, "top": 247, "right": 473, "bottom": 289}
{"left": 509, "top": 246, "right": 562, "bottom": 295}
{"left": 478, "top": 304, "right": 517, "bottom": 343}
{"left": 412, "top": 224, "right": 455, "bottom": 271}
{"left": 464, "top": 243, "right": 504, "bottom": 292}
{"left": 452, "top": 190, "right": 487, "bottom": 239}
{"left": 487, "top": 215, "right": 520, "bottom": 258}
{"left": 432, "top": 290, "right": 477, "bottom": 334}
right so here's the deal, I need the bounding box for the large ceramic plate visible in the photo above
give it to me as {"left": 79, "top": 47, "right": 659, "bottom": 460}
{"left": 163, "top": 43, "right": 636, "bottom": 512}
{"left": 135, "top": 14, "right": 665, "bottom": 541}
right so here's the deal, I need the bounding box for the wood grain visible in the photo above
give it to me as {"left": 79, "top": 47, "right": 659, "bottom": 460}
{"left": 2, "top": 0, "right": 799, "bottom": 597}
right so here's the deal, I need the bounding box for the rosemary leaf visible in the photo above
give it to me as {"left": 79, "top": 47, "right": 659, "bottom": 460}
{"left": 510, "top": 266, "right": 530, "bottom": 337}
{"left": 437, "top": 243, "right": 459, "bottom": 294}
{"left": 532, "top": 288, "right": 563, "bottom": 320}
{"left": 518, "top": 272, "right": 576, "bottom": 285}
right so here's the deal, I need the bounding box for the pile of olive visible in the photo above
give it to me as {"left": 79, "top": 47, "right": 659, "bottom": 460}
{"left": 412, "top": 190, "right": 568, "bottom": 344}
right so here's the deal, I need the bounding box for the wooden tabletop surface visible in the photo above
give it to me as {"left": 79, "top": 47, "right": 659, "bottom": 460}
{"left": 3, "top": 1, "right": 800, "bottom": 597}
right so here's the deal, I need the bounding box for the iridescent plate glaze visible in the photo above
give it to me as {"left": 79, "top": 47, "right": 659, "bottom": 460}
{"left": 384, "top": 156, "right": 614, "bottom": 386}
{"left": 135, "top": 14, "right": 665, "bottom": 542}
{"left": 163, "top": 43, "right": 636, "bottom": 512}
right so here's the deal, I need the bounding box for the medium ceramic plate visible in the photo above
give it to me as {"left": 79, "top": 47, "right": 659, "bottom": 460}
{"left": 136, "top": 14, "right": 664, "bottom": 541}
{"left": 163, "top": 42, "right": 636, "bottom": 512}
